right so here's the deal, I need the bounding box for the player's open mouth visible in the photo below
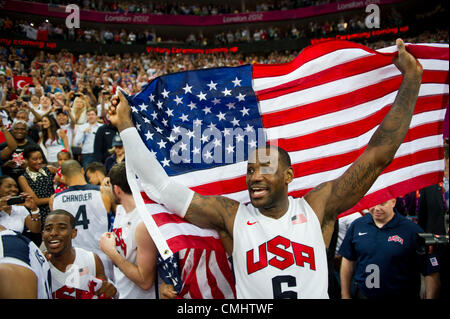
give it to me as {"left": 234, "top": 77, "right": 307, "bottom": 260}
{"left": 250, "top": 186, "right": 269, "bottom": 199}
{"left": 47, "top": 240, "right": 61, "bottom": 249}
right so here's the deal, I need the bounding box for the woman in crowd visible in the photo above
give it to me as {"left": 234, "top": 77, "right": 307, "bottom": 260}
{"left": 17, "top": 144, "right": 56, "bottom": 233}
{"left": 39, "top": 114, "right": 69, "bottom": 166}
{"left": 0, "top": 175, "right": 41, "bottom": 234}
{"left": 71, "top": 95, "right": 90, "bottom": 125}
{"left": 104, "top": 135, "right": 125, "bottom": 173}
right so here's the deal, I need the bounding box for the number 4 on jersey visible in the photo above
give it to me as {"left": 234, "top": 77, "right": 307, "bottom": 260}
{"left": 74, "top": 205, "right": 90, "bottom": 229}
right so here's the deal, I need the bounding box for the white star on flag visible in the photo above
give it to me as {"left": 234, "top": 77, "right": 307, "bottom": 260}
{"left": 221, "top": 88, "right": 231, "bottom": 96}
{"left": 161, "top": 88, "right": 170, "bottom": 98}
{"left": 206, "top": 80, "right": 218, "bottom": 90}
{"left": 232, "top": 77, "right": 242, "bottom": 87}
{"left": 182, "top": 83, "right": 193, "bottom": 94}
{"left": 197, "top": 91, "right": 207, "bottom": 101}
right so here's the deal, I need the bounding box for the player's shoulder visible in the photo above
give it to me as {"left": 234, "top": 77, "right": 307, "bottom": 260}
{"left": 0, "top": 230, "right": 33, "bottom": 265}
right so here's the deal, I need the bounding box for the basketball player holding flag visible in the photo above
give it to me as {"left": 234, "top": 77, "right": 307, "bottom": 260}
{"left": 108, "top": 39, "right": 423, "bottom": 298}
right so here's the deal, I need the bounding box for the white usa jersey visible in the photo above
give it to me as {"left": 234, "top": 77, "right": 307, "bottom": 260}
{"left": 112, "top": 205, "right": 156, "bottom": 299}
{"left": 0, "top": 229, "right": 52, "bottom": 299}
{"left": 232, "top": 196, "right": 329, "bottom": 299}
{"left": 52, "top": 184, "right": 113, "bottom": 281}
{"left": 50, "top": 247, "right": 97, "bottom": 299}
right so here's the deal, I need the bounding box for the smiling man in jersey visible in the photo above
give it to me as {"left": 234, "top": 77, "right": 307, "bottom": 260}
{"left": 108, "top": 39, "right": 424, "bottom": 298}
{"left": 43, "top": 210, "right": 117, "bottom": 299}
{"left": 49, "top": 160, "right": 114, "bottom": 282}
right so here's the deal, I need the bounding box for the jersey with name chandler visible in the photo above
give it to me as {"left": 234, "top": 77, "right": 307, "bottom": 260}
{"left": 52, "top": 185, "right": 109, "bottom": 264}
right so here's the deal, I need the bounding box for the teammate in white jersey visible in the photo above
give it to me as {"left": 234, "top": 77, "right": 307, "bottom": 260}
{"left": 108, "top": 39, "right": 423, "bottom": 298}
{"left": 0, "top": 225, "right": 52, "bottom": 299}
{"left": 50, "top": 160, "right": 115, "bottom": 281}
{"left": 99, "top": 162, "right": 158, "bottom": 299}
{"left": 42, "top": 210, "right": 117, "bottom": 299}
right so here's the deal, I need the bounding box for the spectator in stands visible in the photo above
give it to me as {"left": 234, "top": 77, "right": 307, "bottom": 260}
{"left": 1, "top": 120, "right": 43, "bottom": 182}
{"left": 39, "top": 114, "right": 69, "bottom": 166}
{"left": 73, "top": 108, "right": 101, "bottom": 169}
{"left": 17, "top": 144, "right": 56, "bottom": 239}
{"left": 104, "top": 135, "right": 125, "bottom": 173}
{"left": 55, "top": 108, "right": 75, "bottom": 151}
{"left": 339, "top": 198, "right": 441, "bottom": 299}
{"left": 71, "top": 95, "right": 90, "bottom": 126}
{"left": 0, "top": 175, "right": 41, "bottom": 235}
{"left": 14, "top": 109, "right": 40, "bottom": 143}
{"left": 53, "top": 149, "right": 71, "bottom": 194}
{"left": 85, "top": 161, "right": 107, "bottom": 186}
{"left": 93, "top": 117, "right": 118, "bottom": 164}
{"left": 0, "top": 119, "right": 18, "bottom": 172}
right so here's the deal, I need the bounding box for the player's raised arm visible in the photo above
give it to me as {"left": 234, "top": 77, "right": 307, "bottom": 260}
{"left": 305, "top": 39, "right": 423, "bottom": 228}
{"left": 108, "top": 91, "right": 239, "bottom": 237}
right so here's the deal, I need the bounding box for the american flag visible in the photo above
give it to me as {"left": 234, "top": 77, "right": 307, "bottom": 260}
{"left": 123, "top": 40, "right": 448, "bottom": 297}
{"left": 149, "top": 202, "right": 236, "bottom": 299}
{"left": 126, "top": 40, "right": 448, "bottom": 214}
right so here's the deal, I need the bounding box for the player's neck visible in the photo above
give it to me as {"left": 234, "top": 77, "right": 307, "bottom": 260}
{"left": 121, "top": 194, "right": 136, "bottom": 214}
{"left": 67, "top": 176, "right": 87, "bottom": 186}
{"left": 51, "top": 247, "right": 76, "bottom": 273}
{"left": 258, "top": 197, "right": 290, "bottom": 219}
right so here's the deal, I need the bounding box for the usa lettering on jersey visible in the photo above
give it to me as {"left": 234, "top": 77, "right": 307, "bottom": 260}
{"left": 113, "top": 228, "right": 127, "bottom": 257}
{"left": 246, "top": 235, "right": 316, "bottom": 274}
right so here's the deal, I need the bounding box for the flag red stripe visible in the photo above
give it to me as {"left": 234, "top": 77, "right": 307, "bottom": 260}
{"left": 406, "top": 45, "right": 450, "bottom": 60}
{"left": 204, "top": 252, "right": 225, "bottom": 299}
{"left": 179, "top": 249, "right": 203, "bottom": 299}
{"left": 273, "top": 99, "right": 445, "bottom": 153}
{"left": 346, "top": 171, "right": 444, "bottom": 213}
{"left": 166, "top": 235, "right": 225, "bottom": 253}
{"left": 256, "top": 54, "right": 393, "bottom": 100}
{"left": 261, "top": 75, "right": 448, "bottom": 128}
{"left": 252, "top": 41, "right": 448, "bottom": 79}
{"left": 288, "top": 171, "right": 443, "bottom": 206}
{"left": 252, "top": 40, "right": 387, "bottom": 79}
{"left": 214, "top": 251, "right": 236, "bottom": 298}
{"left": 152, "top": 212, "right": 187, "bottom": 226}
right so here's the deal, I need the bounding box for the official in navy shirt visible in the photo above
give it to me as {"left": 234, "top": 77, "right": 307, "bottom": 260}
{"left": 339, "top": 198, "right": 440, "bottom": 299}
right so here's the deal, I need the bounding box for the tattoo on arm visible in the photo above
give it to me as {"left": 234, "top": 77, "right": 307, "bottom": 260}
{"left": 369, "top": 78, "right": 420, "bottom": 149}
{"left": 187, "top": 194, "right": 239, "bottom": 232}
{"left": 322, "top": 160, "right": 382, "bottom": 227}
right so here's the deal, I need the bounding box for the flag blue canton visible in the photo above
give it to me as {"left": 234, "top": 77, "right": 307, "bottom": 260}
{"left": 157, "top": 252, "right": 182, "bottom": 293}
{"left": 126, "top": 65, "right": 264, "bottom": 176}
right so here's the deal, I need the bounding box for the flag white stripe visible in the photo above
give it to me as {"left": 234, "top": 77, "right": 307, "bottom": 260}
{"left": 259, "top": 64, "right": 447, "bottom": 114}
{"left": 376, "top": 43, "right": 449, "bottom": 53}
{"left": 267, "top": 104, "right": 446, "bottom": 141}
{"left": 289, "top": 132, "right": 444, "bottom": 167}
{"left": 196, "top": 250, "right": 212, "bottom": 299}
{"left": 418, "top": 59, "right": 449, "bottom": 71}
{"left": 208, "top": 251, "right": 235, "bottom": 298}
{"left": 366, "top": 160, "right": 444, "bottom": 194}
{"left": 158, "top": 219, "right": 221, "bottom": 239}
{"left": 253, "top": 48, "right": 375, "bottom": 90}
